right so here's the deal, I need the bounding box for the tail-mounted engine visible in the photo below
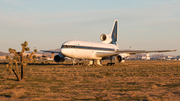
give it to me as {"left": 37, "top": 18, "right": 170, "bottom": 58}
{"left": 54, "top": 53, "right": 65, "bottom": 62}
{"left": 115, "top": 55, "right": 125, "bottom": 63}
{"left": 100, "top": 34, "right": 112, "bottom": 44}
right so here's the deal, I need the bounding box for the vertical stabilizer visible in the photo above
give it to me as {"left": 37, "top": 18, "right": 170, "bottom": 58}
{"left": 100, "top": 20, "right": 118, "bottom": 45}
{"left": 110, "top": 20, "right": 118, "bottom": 45}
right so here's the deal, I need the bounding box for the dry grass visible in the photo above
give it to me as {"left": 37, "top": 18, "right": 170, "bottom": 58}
{"left": 0, "top": 60, "right": 180, "bottom": 100}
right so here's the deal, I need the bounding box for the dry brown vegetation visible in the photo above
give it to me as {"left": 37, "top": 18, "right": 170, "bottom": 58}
{"left": 0, "top": 60, "right": 180, "bottom": 101}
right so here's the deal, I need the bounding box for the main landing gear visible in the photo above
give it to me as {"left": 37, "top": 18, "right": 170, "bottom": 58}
{"left": 77, "top": 59, "right": 84, "bottom": 65}
{"left": 107, "top": 63, "right": 115, "bottom": 66}
{"left": 88, "top": 60, "right": 102, "bottom": 66}
{"left": 72, "top": 59, "right": 84, "bottom": 66}
{"left": 107, "top": 57, "right": 115, "bottom": 66}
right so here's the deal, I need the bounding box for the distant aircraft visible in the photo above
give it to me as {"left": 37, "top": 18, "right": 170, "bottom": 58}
{"left": 167, "top": 56, "right": 180, "bottom": 60}
{"left": 41, "top": 20, "right": 176, "bottom": 66}
{"left": 150, "top": 54, "right": 165, "bottom": 60}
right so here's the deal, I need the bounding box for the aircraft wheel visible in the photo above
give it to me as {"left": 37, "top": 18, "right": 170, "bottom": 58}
{"left": 78, "top": 63, "right": 84, "bottom": 65}
{"left": 107, "top": 63, "right": 115, "bottom": 66}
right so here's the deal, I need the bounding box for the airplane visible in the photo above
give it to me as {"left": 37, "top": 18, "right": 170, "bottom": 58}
{"left": 150, "top": 54, "right": 165, "bottom": 60}
{"left": 41, "top": 20, "right": 176, "bottom": 66}
{"left": 167, "top": 56, "right": 180, "bottom": 60}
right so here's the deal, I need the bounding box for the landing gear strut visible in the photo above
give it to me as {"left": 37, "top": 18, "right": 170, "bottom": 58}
{"left": 72, "top": 59, "right": 84, "bottom": 65}
{"left": 77, "top": 59, "right": 84, "bottom": 65}
{"left": 107, "top": 56, "right": 115, "bottom": 66}
{"left": 73, "top": 59, "right": 75, "bottom": 65}
{"left": 88, "top": 60, "right": 94, "bottom": 66}
{"left": 97, "top": 60, "right": 102, "bottom": 66}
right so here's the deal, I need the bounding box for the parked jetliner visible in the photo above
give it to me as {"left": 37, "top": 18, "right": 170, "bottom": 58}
{"left": 41, "top": 20, "right": 176, "bottom": 66}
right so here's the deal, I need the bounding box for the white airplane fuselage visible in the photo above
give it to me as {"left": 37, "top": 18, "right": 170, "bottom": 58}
{"left": 61, "top": 40, "right": 119, "bottom": 60}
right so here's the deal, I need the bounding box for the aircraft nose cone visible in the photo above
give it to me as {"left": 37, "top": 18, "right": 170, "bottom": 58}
{"left": 61, "top": 48, "right": 65, "bottom": 54}
{"left": 61, "top": 48, "right": 71, "bottom": 57}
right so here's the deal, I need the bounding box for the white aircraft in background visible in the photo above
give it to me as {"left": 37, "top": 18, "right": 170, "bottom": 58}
{"left": 167, "top": 56, "right": 180, "bottom": 60}
{"left": 41, "top": 20, "right": 176, "bottom": 66}
{"left": 150, "top": 54, "right": 165, "bottom": 60}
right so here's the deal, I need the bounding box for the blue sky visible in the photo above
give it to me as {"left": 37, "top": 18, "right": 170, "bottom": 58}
{"left": 0, "top": 0, "right": 180, "bottom": 55}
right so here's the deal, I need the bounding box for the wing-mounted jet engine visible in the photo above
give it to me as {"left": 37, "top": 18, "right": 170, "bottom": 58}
{"left": 115, "top": 55, "right": 125, "bottom": 63}
{"left": 54, "top": 53, "right": 65, "bottom": 62}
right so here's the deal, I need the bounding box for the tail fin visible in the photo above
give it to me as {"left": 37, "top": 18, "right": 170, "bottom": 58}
{"left": 110, "top": 20, "right": 118, "bottom": 45}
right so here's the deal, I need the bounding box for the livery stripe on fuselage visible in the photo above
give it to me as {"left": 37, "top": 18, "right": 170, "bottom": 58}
{"left": 61, "top": 45, "right": 115, "bottom": 51}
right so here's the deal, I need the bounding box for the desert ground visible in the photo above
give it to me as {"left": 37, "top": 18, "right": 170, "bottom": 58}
{"left": 0, "top": 60, "right": 180, "bottom": 101}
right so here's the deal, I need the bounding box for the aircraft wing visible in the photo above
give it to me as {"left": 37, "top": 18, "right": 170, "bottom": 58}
{"left": 96, "top": 52, "right": 119, "bottom": 57}
{"left": 40, "top": 50, "right": 61, "bottom": 53}
{"left": 143, "top": 50, "right": 177, "bottom": 53}
{"left": 116, "top": 50, "right": 176, "bottom": 55}
{"left": 95, "top": 50, "right": 176, "bottom": 57}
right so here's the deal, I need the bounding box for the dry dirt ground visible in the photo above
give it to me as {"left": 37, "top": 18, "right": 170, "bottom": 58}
{"left": 0, "top": 60, "right": 180, "bottom": 101}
